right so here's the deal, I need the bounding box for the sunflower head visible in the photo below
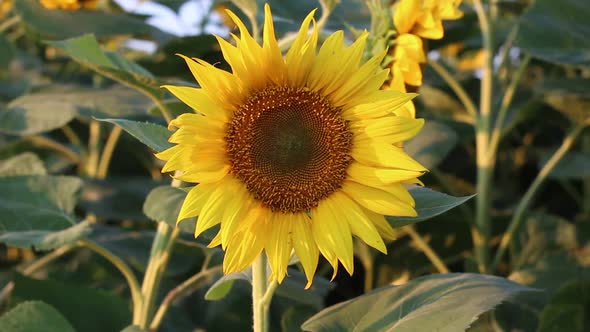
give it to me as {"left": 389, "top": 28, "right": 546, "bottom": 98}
{"left": 40, "top": 0, "right": 97, "bottom": 10}
{"left": 157, "top": 4, "right": 426, "bottom": 287}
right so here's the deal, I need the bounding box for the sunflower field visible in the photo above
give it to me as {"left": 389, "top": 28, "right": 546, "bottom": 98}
{"left": 0, "top": 0, "right": 588, "bottom": 331}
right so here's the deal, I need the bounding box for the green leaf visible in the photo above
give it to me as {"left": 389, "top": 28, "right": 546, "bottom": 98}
{"left": 0, "top": 152, "right": 47, "bottom": 176}
{"left": 0, "top": 176, "right": 81, "bottom": 231}
{"left": 205, "top": 271, "right": 249, "bottom": 301}
{"left": 0, "top": 221, "right": 91, "bottom": 250}
{"left": 97, "top": 118, "right": 172, "bottom": 152}
{"left": 405, "top": 121, "right": 458, "bottom": 169}
{"left": 515, "top": 0, "right": 590, "bottom": 66}
{"left": 12, "top": 274, "right": 131, "bottom": 332}
{"left": 540, "top": 150, "right": 590, "bottom": 179}
{"left": 0, "top": 32, "right": 15, "bottom": 69}
{"left": 0, "top": 176, "right": 84, "bottom": 249}
{"left": 14, "top": 0, "right": 159, "bottom": 39}
{"left": 143, "top": 185, "right": 195, "bottom": 232}
{"left": 0, "top": 301, "right": 75, "bottom": 332}
{"left": 0, "top": 100, "right": 77, "bottom": 136}
{"left": 302, "top": 273, "right": 535, "bottom": 332}
{"left": 387, "top": 187, "right": 474, "bottom": 227}
{"left": 537, "top": 280, "right": 590, "bottom": 332}
{"left": 48, "top": 35, "right": 163, "bottom": 99}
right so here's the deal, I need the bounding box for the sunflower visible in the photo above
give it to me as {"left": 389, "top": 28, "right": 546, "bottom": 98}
{"left": 157, "top": 4, "right": 426, "bottom": 287}
{"left": 393, "top": 0, "right": 463, "bottom": 40}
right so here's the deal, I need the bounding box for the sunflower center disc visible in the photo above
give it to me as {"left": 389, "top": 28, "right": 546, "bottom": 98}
{"left": 226, "top": 86, "right": 352, "bottom": 213}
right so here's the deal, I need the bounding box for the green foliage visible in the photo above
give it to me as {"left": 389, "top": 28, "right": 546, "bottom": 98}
{"left": 12, "top": 274, "right": 131, "bottom": 332}
{"left": 143, "top": 185, "right": 195, "bottom": 232}
{"left": 387, "top": 187, "right": 475, "bottom": 227}
{"left": 516, "top": 0, "right": 590, "bottom": 66}
{"left": 0, "top": 152, "right": 47, "bottom": 176}
{"left": 537, "top": 280, "right": 590, "bottom": 332}
{"left": 14, "top": 0, "right": 160, "bottom": 39}
{"left": 0, "top": 301, "right": 76, "bottom": 332}
{"left": 97, "top": 119, "right": 172, "bottom": 152}
{"left": 302, "top": 273, "right": 534, "bottom": 332}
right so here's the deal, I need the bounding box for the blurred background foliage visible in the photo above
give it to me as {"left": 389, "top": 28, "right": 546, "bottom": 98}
{"left": 0, "top": 0, "right": 589, "bottom": 331}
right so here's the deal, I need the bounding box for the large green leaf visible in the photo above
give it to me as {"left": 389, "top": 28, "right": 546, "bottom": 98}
{"left": 405, "top": 121, "right": 458, "bottom": 169}
{"left": 48, "top": 35, "right": 163, "bottom": 98}
{"left": 14, "top": 0, "right": 158, "bottom": 39}
{"left": 0, "top": 152, "right": 47, "bottom": 176}
{"left": 0, "top": 176, "right": 81, "bottom": 230}
{"left": 537, "top": 280, "right": 590, "bottom": 332}
{"left": 12, "top": 274, "right": 131, "bottom": 332}
{"left": 97, "top": 118, "right": 172, "bottom": 152}
{"left": 0, "top": 301, "right": 75, "bottom": 332}
{"left": 387, "top": 187, "right": 474, "bottom": 227}
{"left": 515, "top": 0, "right": 590, "bottom": 66}
{"left": 302, "top": 273, "right": 534, "bottom": 332}
{"left": 0, "top": 176, "right": 84, "bottom": 249}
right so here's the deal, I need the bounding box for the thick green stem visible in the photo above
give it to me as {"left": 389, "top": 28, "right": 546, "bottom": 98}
{"left": 135, "top": 222, "right": 180, "bottom": 328}
{"left": 252, "top": 254, "right": 270, "bottom": 332}
{"left": 493, "top": 124, "right": 587, "bottom": 269}
{"left": 473, "top": 0, "right": 495, "bottom": 274}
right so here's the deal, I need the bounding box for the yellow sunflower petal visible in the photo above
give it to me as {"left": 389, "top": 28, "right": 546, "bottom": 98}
{"left": 312, "top": 192, "right": 355, "bottom": 276}
{"left": 291, "top": 213, "right": 319, "bottom": 289}
{"left": 177, "top": 182, "right": 218, "bottom": 222}
{"left": 351, "top": 116, "right": 424, "bottom": 143}
{"left": 285, "top": 10, "right": 318, "bottom": 87}
{"left": 342, "top": 180, "right": 417, "bottom": 217}
{"left": 351, "top": 141, "right": 427, "bottom": 171}
{"left": 193, "top": 179, "right": 238, "bottom": 238}
{"left": 265, "top": 213, "right": 293, "bottom": 283}
{"left": 362, "top": 207, "right": 397, "bottom": 241}
{"left": 393, "top": 0, "right": 421, "bottom": 34}
{"left": 340, "top": 90, "right": 416, "bottom": 121}
{"left": 347, "top": 162, "right": 425, "bottom": 187}
{"left": 208, "top": 231, "right": 222, "bottom": 248}
{"left": 162, "top": 85, "right": 229, "bottom": 120}
{"left": 335, "top": 195, "right": 387, "bottom": 254}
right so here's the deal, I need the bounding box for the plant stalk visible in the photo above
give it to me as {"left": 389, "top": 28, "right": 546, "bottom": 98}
{"left": 252, "top": 254, "right": 270, "bottom": 332}
{"left": 473, "top": 0, "right": 495, "bottom": 274}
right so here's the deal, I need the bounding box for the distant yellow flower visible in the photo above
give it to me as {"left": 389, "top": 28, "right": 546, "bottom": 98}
{"left": 157, "top": 4, "right": 426, "bottom": 287}
{"left": 40, "top": 0, "right": 97, "bottom": 10}
{"left": 0, "top": 0, "right": 12, "bottom": 17}
{"left": 392, "top": 33, "right": 426, "bottom": 87}
{"left": 394, "top": 0, "right": 463, "bottom": 40}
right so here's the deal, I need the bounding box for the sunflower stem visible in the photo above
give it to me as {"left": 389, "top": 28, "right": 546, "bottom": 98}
{"left": 252, "top": 253, "right": 270, "bottom": 332}
{"left": 97, "top": 125, "right": 122, "bottom": 179}
{"left": 493, "top": 123, "right": 587, "bottom": 270}
{"left": 583, "top": 131, "right": 590, "bottom": 214}
{"left": 406, "top": 225, "right": 449, "bottom": 273}
{"left": 473, "top": 0, "right": 495, "bottom": 274}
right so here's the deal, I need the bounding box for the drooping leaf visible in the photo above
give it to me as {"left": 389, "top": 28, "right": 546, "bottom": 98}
{"left": 537, "top": 280, "right": 590, "bottom": 332}
{"left": 14, "top": 0, "right": 159, "bottom": 39}
{"left": 0, "top": 220, "right": 91, "bottom": 251}
{"left": 302, "top": 273, "right": 535, "bottom": 332}
{"left": 387, "top": 187, "right": 475, "bottom": 227}
{"left": 48, "top": 35, "right": 163, "bottom": 99}
{"left": 515, "top": 0, "right": 590, "bottom": 66}
{"left": 0, "top": 152, "right": 47, "bottom": 176}
{"left": 12, "top": 274, "right": 131, "bottom": 332}
{"left": 0, "top": 301, "right": 75, "bottom": 332}
{"left": 405, "top": 121, "right": 459, "bottom": 169}
{"left": 96, "top": 118, "right": 172, "bottom": 152}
